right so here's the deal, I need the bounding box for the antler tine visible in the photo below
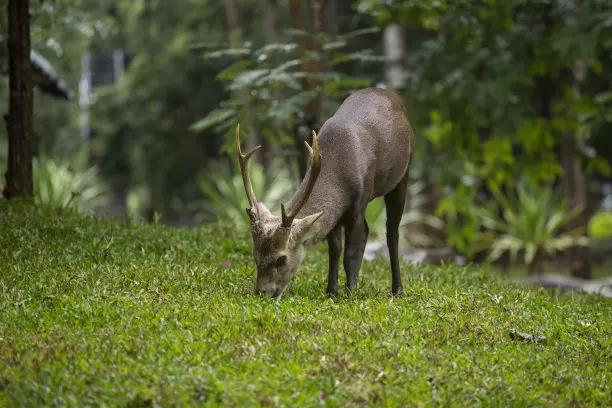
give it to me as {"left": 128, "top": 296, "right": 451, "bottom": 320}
{"left": 236, "top": 123, "right": 261, "bottom": 211}
{"left": 281, "top": 130, "right": 322, "bottom": 227}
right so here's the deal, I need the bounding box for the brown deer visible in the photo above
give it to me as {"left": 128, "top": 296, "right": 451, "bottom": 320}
{"left": 237, "top": 88, "right": 414, "bottom": 298}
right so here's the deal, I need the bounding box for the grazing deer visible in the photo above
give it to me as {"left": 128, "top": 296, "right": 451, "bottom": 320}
{"left": 237, "top": 88, "right": 414, "bottom": 298}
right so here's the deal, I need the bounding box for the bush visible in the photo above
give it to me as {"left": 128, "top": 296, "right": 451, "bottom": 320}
{"left": 588, "top": 211, "right": 612, "bottom": 262}
{"left": 33, "top": 154, "right": 107, "bottom": 212}
{"left": 589, "top": 211, "right": 612, "bottom": 241}
{"left": 478, "top": 179, "right": 589, "bottom": 273}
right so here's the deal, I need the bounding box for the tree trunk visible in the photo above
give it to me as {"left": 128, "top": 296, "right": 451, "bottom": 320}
{"left": 561, "top": 61, "right": 592, "bottom": 280}
{"left": 289, "top": 0, "right": 312, "bottom": 179}
{"left": 383, "top": 24, "right": 405, "bottom": 89}
{"left": 289, "top": 0, "right": 324, "bottom": 179}
{"left": 222, "top": 0, "right": 260, "bottom": 161}
{"left": 223, "top": 0, "right": 243, "bottom": 43}
{"left": 260, "top": 0, "right": 281, "bottom": 169}
{"left": 321, "top": 0, "right": 338, "bottom": 36}
{"left": 3, "top": 0, "right": 33, "bottom": 199}
{"left": 307, "top": 0, "right": 323, "bottom": 127}
{"left": 263, "top": 0, "right": 279, "bottom": 52}
{"left": 561, "top": 134, "right": 592, "bottom": 279}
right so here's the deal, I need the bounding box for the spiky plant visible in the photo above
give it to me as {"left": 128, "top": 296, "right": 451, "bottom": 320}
{"left": 33, "top": 154, "right": 107, "bottom": 212}
{"left": 479, "top": 179, "right": 589, "bottom": 274}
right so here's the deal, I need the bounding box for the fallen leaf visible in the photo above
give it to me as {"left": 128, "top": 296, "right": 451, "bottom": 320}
{"left": 509, "top": 330, "right": 546, "bottom": 343}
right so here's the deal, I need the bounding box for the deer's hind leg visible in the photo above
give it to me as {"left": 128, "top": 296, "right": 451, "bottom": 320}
{"left": 326, "top": 224, "right": 343, "bottom": 297}
{"left": 384, "top": 172, "right": 410, "bottom": 297}
{"left": 343, "top": 200, "right": 369, "bottom": 292}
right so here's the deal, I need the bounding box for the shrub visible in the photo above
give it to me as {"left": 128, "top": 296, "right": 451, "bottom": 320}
{"left": 33, "top": 154, "right": 107, "bottom": 212}
{"left": 588, "top": 211, "right": 612, "bottom": 241}
{"left": 478, "top": 179, "right": 589, "bottom": 273}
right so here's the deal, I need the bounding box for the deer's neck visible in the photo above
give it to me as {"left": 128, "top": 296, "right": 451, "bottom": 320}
{"left": 288, "top": 175, "right": 350, "bottom": 248}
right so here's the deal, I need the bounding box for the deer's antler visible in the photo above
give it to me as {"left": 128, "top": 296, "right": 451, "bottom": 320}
{"left": 236, "top": 123, "right": 261, "bottom": 213}
{"left": 281, "top": 130, "right": 322, "bottom": 228}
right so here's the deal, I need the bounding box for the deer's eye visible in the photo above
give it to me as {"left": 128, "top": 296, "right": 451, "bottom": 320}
{"left": 275, "top": 255, "right": 287, "bottom": 268}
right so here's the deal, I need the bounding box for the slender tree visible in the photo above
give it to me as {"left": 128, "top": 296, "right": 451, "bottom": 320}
{"left": 222, "top": 0, "right": 262, "bottom": 163}
{"left": 3, "top": 0, "right": 33, "bottom": 199}
{"left": 289, "top": 0, "right": 324, "bottom": 179}
{"left": 222, "top": 0, "right": 243, "bottom": 44}
{"left": 561, "top": 61, "right": 592, "bottom": 279}
{"left": 383, "top": 23, "right": 405, "bottom": 90}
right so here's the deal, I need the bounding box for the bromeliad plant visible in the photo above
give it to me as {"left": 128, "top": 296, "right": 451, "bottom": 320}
{"left": 33, "top": 154, "right": 107, "bottom": 212}
{"left": 479, "top": 179, "right": 589, "bottom": 274}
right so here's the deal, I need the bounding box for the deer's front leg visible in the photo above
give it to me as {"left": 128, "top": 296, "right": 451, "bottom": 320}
{"left": 326, "top": 224, "right": 343, "bottom": 297}
{"left": 343, "top": 207, "right": 368, "bottom": 292}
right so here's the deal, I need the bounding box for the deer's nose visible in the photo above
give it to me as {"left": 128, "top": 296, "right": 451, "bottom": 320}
{"left": 254, "top": 283, "right": 272, "bottom": 296}
{"left": 254, "top": 287, "right": 265, "bottom": 295}
{"left": 254, "top": 286, "right": 274, "bottom": 295}
{"left": 254, "top": 282, "right": 280, "bottom": 298}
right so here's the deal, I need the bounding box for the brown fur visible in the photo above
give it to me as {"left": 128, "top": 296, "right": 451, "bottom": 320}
{"left": 242, "top": 88, "right": 414, "bottom": 298}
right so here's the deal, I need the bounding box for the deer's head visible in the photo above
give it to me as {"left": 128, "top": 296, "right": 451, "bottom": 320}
{"left": 236, "top": 124, "right": 323, "bottom": 298}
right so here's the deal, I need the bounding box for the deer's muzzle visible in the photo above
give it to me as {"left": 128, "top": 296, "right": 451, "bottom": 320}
{"left": 254, "top": 278, "right": 284, "bottom": 298}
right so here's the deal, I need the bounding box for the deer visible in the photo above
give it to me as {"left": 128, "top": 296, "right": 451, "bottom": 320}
{"left": 237, "top": 87, "right": 414, "bottom": 299}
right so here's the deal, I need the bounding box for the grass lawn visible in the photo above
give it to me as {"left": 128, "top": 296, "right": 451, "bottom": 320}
{"left": 1, "top": 201, "right": 611, "bottom": 407}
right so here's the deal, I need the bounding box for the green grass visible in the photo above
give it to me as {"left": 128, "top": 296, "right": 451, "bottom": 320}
{"left": 1, "top": 201, "right": 611, "bottom": 407}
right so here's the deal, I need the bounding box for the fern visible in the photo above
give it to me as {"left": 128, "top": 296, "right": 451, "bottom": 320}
{"left": 189, "top": 108, "right": 235, "bottom": 132}
{"left": 190, "top": 25, "right": 384, "bottom": 157}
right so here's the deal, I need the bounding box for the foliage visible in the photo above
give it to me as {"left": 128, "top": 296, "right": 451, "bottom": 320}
{"left": 589, "top": 211, "right": 612, "bottom": 241}
{"left": 2, "top": 0, "right": 611, "bottom": 257}
{"left": 1, "top": 202, "right": 611, "bottom": 406}
{"left": 190, "top": 27, "right": 383, "bottom": 154}
{"left": 478, "top": 179, "right": 589, "bottom": 272}
{"left": 194, "top": 159, "right": 295, "bottom": 230}
{"left": 358, "top": 0, "right": 612, "bottom": 257}
{"left": 0, "top": 0, "right": 115, "bottom": 157}
{"left": 86, "top": 0, "right": 229, "bottom": 222}
{"left": 33, "top": 154, "right": 107, "bottom": 212}
{"left": 588, "top": 211, "right": 612, "bottom": 259}
{"left": 589, "top": 211, "right": 612, "bottom": 240}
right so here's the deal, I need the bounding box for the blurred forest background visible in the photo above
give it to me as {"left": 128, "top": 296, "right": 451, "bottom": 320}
{"left": 1, "top": 0, "right": 612, "bottom": 279}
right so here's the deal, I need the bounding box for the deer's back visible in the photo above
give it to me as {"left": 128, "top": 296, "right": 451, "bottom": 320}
{"left": 317, "top": 88, "right": 414, "bottom": 201}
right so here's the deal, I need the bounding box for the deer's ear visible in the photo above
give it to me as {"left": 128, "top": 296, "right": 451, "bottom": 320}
{"left": 293, "top": 211, "right": 324, "bottom": 240}
{"left": 247, "top": 203, "right": 274, "bottom": 222}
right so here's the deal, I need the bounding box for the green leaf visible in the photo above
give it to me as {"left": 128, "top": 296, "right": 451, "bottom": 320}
{"left": 189, "top": 108, "right": 235, "bottom": 132}
{"left": 229, "top": 69, "right": 270, "bottom": 91}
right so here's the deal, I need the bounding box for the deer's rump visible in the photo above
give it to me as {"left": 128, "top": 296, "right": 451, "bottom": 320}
{"left": 317, "top": 88, "right": 414, "bottom": 201}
